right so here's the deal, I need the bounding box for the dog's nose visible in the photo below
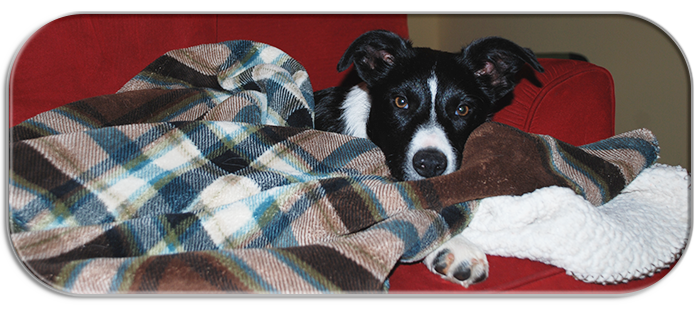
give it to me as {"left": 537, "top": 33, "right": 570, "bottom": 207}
{"left": 412, "top": 149, "right": 447, "bottom": 178}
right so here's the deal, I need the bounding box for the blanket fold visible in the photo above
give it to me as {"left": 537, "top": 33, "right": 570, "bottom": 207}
{"left": 9, "top": 40, "right": 687, "bottom": 294}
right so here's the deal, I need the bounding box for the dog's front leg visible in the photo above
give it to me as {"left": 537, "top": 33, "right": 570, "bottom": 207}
{"left": 423, "top": 234, "right": 489, "bottom": 288}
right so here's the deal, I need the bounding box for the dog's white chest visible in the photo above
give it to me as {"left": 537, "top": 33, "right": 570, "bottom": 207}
{"left": 340, "top": 84, "right": 371, "bottom": 139}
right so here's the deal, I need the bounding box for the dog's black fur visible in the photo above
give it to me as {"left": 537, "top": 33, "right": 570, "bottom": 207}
{"left": 314, "top": 30, "right": 543, "bottom": 181}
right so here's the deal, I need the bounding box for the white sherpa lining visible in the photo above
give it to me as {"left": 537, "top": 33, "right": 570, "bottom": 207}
{"left": 460, "top": 163, "right": 690, "bottom": 284}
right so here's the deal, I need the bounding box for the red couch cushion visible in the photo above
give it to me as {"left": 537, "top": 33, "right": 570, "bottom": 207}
{"left": 10, "top": 15, "right": 215, "bottom": 126}
{"left": 492, "top": 58, "right": 616, "bottom": 146}
{"left": 9, "top": 14, "right": 408, "bottom": 127}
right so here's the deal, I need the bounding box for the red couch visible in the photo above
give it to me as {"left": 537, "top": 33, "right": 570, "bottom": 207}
{"left": 8, "top": 14, "right": 673, "bottom": 293}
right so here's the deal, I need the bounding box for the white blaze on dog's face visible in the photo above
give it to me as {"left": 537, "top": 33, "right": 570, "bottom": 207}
{"left": 402, "top": 72, "right": 458, "bottom": 181}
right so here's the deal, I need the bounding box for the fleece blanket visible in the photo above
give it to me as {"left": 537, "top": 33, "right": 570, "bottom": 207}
{"left": 9, "top": 41, "right": 688, "bottom": 294}
{"left": 461, "top": 164, "right": 689, "bottom": 284}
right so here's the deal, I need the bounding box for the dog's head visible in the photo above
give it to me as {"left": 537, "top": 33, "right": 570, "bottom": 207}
{"left": 338, "top": 30, "right": 543, "bottom": 180}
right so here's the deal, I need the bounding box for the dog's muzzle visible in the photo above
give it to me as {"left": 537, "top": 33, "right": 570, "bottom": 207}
{"left": 412, "top": 148, "right": 447, "bottom": 178}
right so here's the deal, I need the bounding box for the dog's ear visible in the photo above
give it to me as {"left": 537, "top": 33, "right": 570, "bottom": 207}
{"left": 337, "top": 30, "right": 413, "bottom": 86}
{"left": 461, "top": 37, "right": 544, "bottom": 102}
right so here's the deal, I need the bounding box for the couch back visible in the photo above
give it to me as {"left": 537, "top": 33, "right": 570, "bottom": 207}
{"left": 9, "top": 14, "right": 408, "bottom": 126}
{"left": 10, "top": 14, "right": 614, "bottom": 146}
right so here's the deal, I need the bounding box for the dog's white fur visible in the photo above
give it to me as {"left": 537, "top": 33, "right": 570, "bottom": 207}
{"left": 340, "top": 84, "right": 371, "bottom": 139}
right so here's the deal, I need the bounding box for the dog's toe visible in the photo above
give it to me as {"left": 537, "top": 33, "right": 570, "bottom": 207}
{"left": 430, "top": 249, "right": 454, "bottom": 275}
{"left": 424, "top": 236, "right": 489, "bottom": 288}
{"left": 472, "top": 269, "right": 488, "bottom": 284}
{"left": 452, "top": 261, "right": 472, "bottom": 281}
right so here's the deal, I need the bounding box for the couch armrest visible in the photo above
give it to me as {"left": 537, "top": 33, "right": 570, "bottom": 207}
{"left": 492, "top": 58, "right": 616, "bottom": 146}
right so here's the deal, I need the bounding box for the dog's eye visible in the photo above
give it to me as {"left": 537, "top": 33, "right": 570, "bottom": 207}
{"left": 394, "top": 96, "right": 408, "bottom": 109}
{"left": 456, "top": 104, "right": 470, "bottom": 116}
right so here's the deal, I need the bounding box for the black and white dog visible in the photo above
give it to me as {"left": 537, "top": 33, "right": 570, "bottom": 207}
{"left": 314, "top": 30, "right": 543, "bottom": 287}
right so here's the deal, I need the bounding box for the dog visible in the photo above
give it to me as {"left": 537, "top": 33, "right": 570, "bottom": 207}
{"left": 313, "top": 30, "right": 543, "bottom": 287}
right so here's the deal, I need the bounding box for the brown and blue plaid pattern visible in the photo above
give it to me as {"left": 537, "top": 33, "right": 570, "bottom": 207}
{"left": 9, "top": 41, "right": 659, "bottom": 294}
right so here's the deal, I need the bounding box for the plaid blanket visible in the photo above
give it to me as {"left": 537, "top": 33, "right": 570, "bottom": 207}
{"left": 9, "top": 41, "right": 660, "bottom": 294}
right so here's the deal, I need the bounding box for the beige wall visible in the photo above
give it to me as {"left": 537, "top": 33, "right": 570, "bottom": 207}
{"left": 407, "top": 14, "right": 691, "bottom": 171}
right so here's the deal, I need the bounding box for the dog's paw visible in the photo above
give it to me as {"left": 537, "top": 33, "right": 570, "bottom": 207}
{"left": 423, "top": 235, "right": 489, "bottom": 288}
